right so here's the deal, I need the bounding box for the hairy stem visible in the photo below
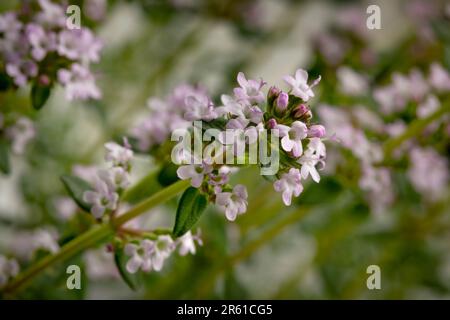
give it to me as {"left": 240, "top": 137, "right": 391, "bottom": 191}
{"left": 2, "top": 179, "right": 189, "bottom": 297}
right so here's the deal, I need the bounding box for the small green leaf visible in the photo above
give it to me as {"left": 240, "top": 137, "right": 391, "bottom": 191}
{"left": 173, "top": 187, "right": 207, "bottom": 237}
{"left": 60, "top": 175, "right": 92, "bottom": 212}
{"left": 31, "top": 84, "right": 51, "bottom": 110}
{"left": 114, "top": 250, "right": 138, "bottom": 291}
{"left": 0, "top": 139, "right": 10, "bottom": 174}
{"left": 0, "top": 72, "right": 12, "bottom": 92}
{"left": 157, "top": 162, "right": 179, "bottom": 186}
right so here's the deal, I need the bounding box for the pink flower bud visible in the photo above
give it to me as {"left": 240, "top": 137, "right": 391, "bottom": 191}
{"left": 38, "top": 74, "right": 51, "bottom": 86}
{"left": 276, "top": 91, "right": 289, "bottom": 112}
{"left": 267, "top": 118, "right": 278, "bottom": 129}
{"left": 308, "top": 125, "right": 326, "bottom": 138}
{"left": 268, "top": 86, "right": 281, "bottom": 100}
{"left": 292, "top": 104, "right": 309, "bottom": 118}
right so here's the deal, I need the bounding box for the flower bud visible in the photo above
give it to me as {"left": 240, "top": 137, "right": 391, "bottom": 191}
{"left": 308, "top": 124, "right": 326, "bottom": 138}
{"left": 292, "top": 104, "right": 311, "bottom": 120}
{"left": 267, "top": 118, "right": 278, "bottom": 129}
{"left": 276, "top": 91, "right": 289, "bottom": 112}
{"left": 38, "top": 74, "right": 51, "bottom": 86}
{"left": 267, "top": 86, "right": 281, "bottom": 107}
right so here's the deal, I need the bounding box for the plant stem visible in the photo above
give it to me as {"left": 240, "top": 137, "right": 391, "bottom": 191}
{"left": 113, "top": 180, "right": 189, "bottom": 227}
{"left": 383, "top": 103, "right": 449, "bottom": 158}
{"left": 1, "top": 179, "right": 189, "bottom": 297}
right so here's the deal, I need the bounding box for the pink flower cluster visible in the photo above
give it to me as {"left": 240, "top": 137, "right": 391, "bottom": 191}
{"left": 124, "top": 231, "right": 202, "bottom": 274}
{"left": 0, "top": 0, "right": 102, "bottom": 101}
{"left": 374, "top": 63, "right": 450, "bottom": 115}
{"left": 0, "top": 114, "right": 36, "bottom": 155}
{"left": 318, "top": 105, "right": 393, "bottom": 213}
{"left": 82, "top": 138, "right": 133, "bottom": 218}
{"left": 134, "top": 70, "right": 327, "bottom": 220}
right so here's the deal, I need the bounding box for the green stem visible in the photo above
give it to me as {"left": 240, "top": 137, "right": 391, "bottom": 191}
{"left": 113, "top": 180, "right": 189, "bottom": 226}
{"left": 2, "top": 179, "right": 189, "bottom": 297}
{"left": 383, "top": 103, "right": 449, "bottom": 159}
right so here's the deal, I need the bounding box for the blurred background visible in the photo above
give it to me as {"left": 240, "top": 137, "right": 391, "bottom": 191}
{"left": 0, "top": 0, "right": 449, "bottom": 299}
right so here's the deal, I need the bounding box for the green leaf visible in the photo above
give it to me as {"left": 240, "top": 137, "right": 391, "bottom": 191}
{"left": 0, "top": 139, "right": 10, "bottom": 174}
{"left": 60, "top": 175, "right": 92, "bottom": 212}
{"left": 157, "top": 162, "right": 179, "bottom": 186}
{"left": 31, "top": 84, "right": 51, "bottom": 110}
{"left": 0, "top": 72, "right": 12, "bottom": 92}
{"left": 173, "top": 187, "right": 207, "bottom": 237}
{"left": 114, "top": 250, "right": 138, "bottom": 291}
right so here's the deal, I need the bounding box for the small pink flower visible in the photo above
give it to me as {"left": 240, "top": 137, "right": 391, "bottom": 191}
{"left": 429, "top": 63, "right": 450, "bottom": 92}
{"left": 308, "top": 125, "right": 326, "bottom": 138}
{"left": 83, "top": 176, "right": 119, "bottom": 218}
{"left": 104, "top": 138, "right": 133, "bottom": 167}
{"left": 177, "top": 163, "right": 213, "bottom": 188}
{"left": 274, "top": 121, "right": 308, "bottom": 157}
{"left": 184, "top": 93, "right": 217, "bottom": 121}
{"left": 233, "top": 72, "right": 265, "bottom": 105}
{"left": 274, "top": 168, "right": 303, "bottom": 205}
{"left": 215, "top": 185, "right": 248, "bottom": 221}
{"left": 283, "top": 69, "right": 321, "bottom": 102}
{"left": 57, "top": 63, "right": 101, "bottom": 101}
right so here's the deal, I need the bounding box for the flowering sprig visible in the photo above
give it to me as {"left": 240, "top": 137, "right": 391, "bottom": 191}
{"left": 0, "top": 0, "right": 103, "bottom": 109}
{"left": 123, "top": 231, "right": 202, "bottom": 274}
{"left": 131, "top": 70, "right": 327, "bottom": 225}
{"left": 318, "top": 61, "right": 450, "bottom": 211}
{"left": 185, "top": 70, "right": 325, "bottom": 211}
{"left": 52, "top": 138, "right": 203, "bottom": 282}
{"left": 0, "top": 113, "right": 36, "bottom": 174}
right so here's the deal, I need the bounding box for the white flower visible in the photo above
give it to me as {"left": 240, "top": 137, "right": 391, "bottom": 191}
{"left": 53, "top": 196, "right": 77, "bottom": 221}
{"left": 32, "top": 229, "right": 60, "bottom": 254}
{"left": 305, "top": 138, "right": 326, "bottom": 158}
{"left": 408, "top": 147, "right": 448, "bottom": 201}
{"left": 274, "top": 168, "right": 304, "bottom": 206}
{"left": 97, "top": 167, "right": 130, "bottom": 190}
{"left": 283, "top": 69, "right": 321, "bottom": 102}
{"left": 177, "top": 163, "right": 213, "bottom": 188}
{"left": 177, "top": 231, "right": 202, "bottom": 256}
{"left": 215, "top": 184, "right": 248, "bottom": 221}
{"left": 5, "top": 117, "right": 36, "bottom": 155}
{"left": 124, "top": 240, "right": 154, "bottom": 273}
{"left": 337, "top": 66, "right": 368, "bottom": 96}
{"left": 233, "top": 72, "right": 265, "bottom": 105}
{"left": 151, "top": 235, "right": 175, "bottom": 271}
{"left": 57, "top": 63, "right": 101, "bottom": 101}
{"left": 429, "top": 63, "right": 450, "bottom": 92}
{"left": 298, "top": 154, "right": 322, "bottom": 183}
{"left": 8, "top": 228, "right": 59, "bottom": 261}
{"left": 217, "top": 94, "right": 263, "bottom": 124}
{"left": 83, "top": 176, "right": 119, "bottom": 218}
{"left": 104, "top": 138, "right": 133, "bottom": 167}
{"left": 26, "top": 23, "right": 56, "bottom": 61}
{"left": 417, "top": 95, "right": 439, "bottom": 118}
{"left": 184, "top": 94, "right": 217, "bottom": 121}
{"left": 36, "top": 0, "right": 66, "bottom": 27}
{"left": 0, "top": 255, "right": 19, "bottom": 286}
{"left": 274, "top": 121, "right": 308, "bottom": 157}
{"left": 216, "top": 94, "right": 244, "bottom": 117}
{"left": 57, "top": 28, "right": 102, "bottom": 63}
